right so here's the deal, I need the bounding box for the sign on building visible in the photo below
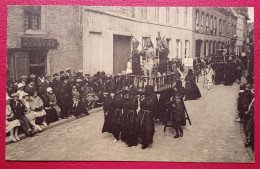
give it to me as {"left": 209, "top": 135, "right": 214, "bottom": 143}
{"left": 184, "top": 58, "right": 193, "bottom": 66}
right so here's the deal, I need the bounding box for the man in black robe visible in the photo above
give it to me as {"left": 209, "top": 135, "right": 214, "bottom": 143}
{"left": 137, "top": 85, "right": 158, "bottom": 149}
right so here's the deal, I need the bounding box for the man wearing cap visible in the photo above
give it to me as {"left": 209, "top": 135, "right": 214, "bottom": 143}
{"left": 24, "top": 81, "right": 36, "bottom": 96}
{"left": 136, "top": 85, "right": 158, "bottom": 149}
{"left": 52, "top": 73, "right": 60, "bottom": 94}
{"left": 28, "top": 74, "right": 36, "bottom": 83}
{"left": 37, "top": 73, "right": 46, "bottom": 96}
{"left": 10, "top": 93, "right": 34, "bottom": 137}
{"left": 76, "top": 70, "right": 84, "bottom": 80}
{"left": 59, "top": 76, "right": 70, "bottom": 118}
{"left": 60, "top": 71, "right": 66, "bottom": 82}
{"left": 66, "top": 68, "right": 74, "bottom": 85}
{"left": 20, "top": 75, "right": 28, "bottom": 86}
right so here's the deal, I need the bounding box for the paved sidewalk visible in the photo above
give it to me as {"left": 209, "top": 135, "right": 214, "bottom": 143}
{"left": 5, "top": 107, "right": 103, "bottom": 145}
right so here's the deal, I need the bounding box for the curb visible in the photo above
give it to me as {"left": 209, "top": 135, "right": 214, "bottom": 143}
{"left": 6, "top": 107, "right": 103, "bottom": 145}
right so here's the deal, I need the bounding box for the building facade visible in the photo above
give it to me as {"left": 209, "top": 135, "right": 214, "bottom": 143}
{"left": 193, "top": 7, "right": 237, "bottom": 58}
{"left": 82, "top": 7, "right": 193, "bottom": 75}
{"left": 7, "top": 6, "right": 83, "bottom": 80}
{"left": 231, "top": 7, "right": 249, "bottom": 55}
{"left": 7, "top": 6, "right": 242, "bottom": 80}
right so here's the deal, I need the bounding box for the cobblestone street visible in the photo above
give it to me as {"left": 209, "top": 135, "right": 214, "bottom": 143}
{"left": 5, "top": 76, "right": 254, "bottom": 162}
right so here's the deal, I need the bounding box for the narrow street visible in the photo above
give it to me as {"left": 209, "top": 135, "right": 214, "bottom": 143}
{"left": 5, "top": 75, "right": 254, "bottom": 162}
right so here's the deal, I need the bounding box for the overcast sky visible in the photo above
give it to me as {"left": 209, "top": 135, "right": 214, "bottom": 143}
{"left": 248, "top": 7, "right": 254, "bottom": 23}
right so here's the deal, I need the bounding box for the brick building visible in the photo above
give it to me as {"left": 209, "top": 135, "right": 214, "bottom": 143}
{"left": 7, "top": 6, "right": 83, "bottom": 80}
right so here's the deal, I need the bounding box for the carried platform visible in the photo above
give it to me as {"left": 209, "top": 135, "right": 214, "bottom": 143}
{"left": 114, "top": 72, "right": 180, "bottom": 94}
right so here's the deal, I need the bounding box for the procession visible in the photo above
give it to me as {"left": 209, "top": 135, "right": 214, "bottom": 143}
{"left": 5, "top": 6, "right": 254, "bottom": 162}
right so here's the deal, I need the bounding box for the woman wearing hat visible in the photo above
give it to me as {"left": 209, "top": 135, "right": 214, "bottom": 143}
{"left": 17, "top": 83, "right": 26, "bottom": 100}
{"left": 6, "top": 94, "right": 21, "bottom": 142}
{"left": 29, "top": 90, "right": 48, "bottom": 126}
{"left": 9, "top": 93, "right": 34, "bottom": 137}
{"left": 46, "top": 87, "right": 61, "bottom": 119}
{"left": 185, "top": 69, "right": 201, "bottom": 100}
{"left": 21, "top": 92, "right": 42, "bottom": 131}
{"left": 136, "top": 85, "right": 158, "bottom": 149}
{"left": 122, "top": 86, "right": 138, "bottom": 147}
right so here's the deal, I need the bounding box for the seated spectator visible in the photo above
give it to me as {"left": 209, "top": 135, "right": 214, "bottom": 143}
{"left": 29, "top": 90, "right": 47, "bottom": 126}
{"left": 20, "top": 75, "right": 28, "bottom": 86}
{"left": 46, "top": 87, "right": 61, "bottom": 119}
{"left": 17, "top": 83, "right": 26, "bottom": 100}
{"left": 10, "top": 93, "right": 34, "bottom": 137}
{"left": 41, "top": 92, "right": 59, "bottom": 124}
{"left": 24, "top": 81, "right": 36, "bottom": 96}
{"left": 6, "top": 94, "right": 21, "bottom": 142}
{"left": 82, "top": 82, "right": 98, "bottom": 109}
{"left": 21, "top": 92, "right": 42, "bottom": 131}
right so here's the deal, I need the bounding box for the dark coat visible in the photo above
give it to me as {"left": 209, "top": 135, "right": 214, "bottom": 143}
{"left": 185, "top": 73, "right": 201, "bottom": 100}
{"left": 122, "top": 96, "right": 138, "bottom": 145}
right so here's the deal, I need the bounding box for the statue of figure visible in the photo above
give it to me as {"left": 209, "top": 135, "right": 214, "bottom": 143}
{"left": 156, "top": 37, "right": 169, "bottom": 76}
{"left": 140, "top": 37, "right": 155, "bottom": 77}
{"left": 131, "top": 40, "right": 142, "bottom": 76}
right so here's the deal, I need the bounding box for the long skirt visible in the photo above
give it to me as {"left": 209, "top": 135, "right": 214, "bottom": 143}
{"left": 25, "top": 110, "right": 36, "bottom": 121}
{"left": 6, "top": 119, "right": 21, "bottom": 133}
{"left": 45, "top": 108, "right": 58, "bottom": 124}
{"left": 136, "top": 110, "right": 154, "bottom": 146}
{"left": 185, "top": 82, "right": 201, "bottom": 100}
{"left": 34, "top": 109, "right": 47, "bottom": 117}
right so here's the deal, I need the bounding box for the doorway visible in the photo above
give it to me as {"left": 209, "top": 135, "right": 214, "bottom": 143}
{"left": 113, "top": 35, "right": 131, "bottom": 74}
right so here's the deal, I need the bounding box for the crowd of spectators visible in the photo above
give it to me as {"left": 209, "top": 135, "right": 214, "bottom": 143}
{"left": 6, "top": 68, "right": 117, "bottom": 142}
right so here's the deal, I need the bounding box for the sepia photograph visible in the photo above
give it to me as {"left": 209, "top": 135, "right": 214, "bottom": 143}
{"left": 5, "top": 5, "right": 254, "bottom": 162}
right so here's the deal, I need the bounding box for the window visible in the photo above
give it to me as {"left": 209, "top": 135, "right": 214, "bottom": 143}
{"left": 175, "top": 7, "right": 179, "bottom": 25}
{"left": 214, "top": 17, "right": 217, "bottom": 30}
{"left": 201, "top": 12, "right": 204, "bottom": 26}
{"left": 206, "top": 14, "right": 209, "bottom": 28}
{"left": 176, "top": 39, "right": 181, "bottom": 58}
{"left": 24, "top": 6, "right": 41, "bottom": 30}
{"left": 184, "top": 7, "right": 188, "bottom": 27}
{"left": 185, "top": 40, "right": 190, "bottom": 58}
{"left": 166, "top": 7, "right": 170, "bottom": 23}
{"left": 195, "top": 10, "right": 199, "bottom": 26}
{"left": 219, "top": 19, "right": 222, "bottom": 35}
{"left": 210, "top": 16, "right": 213, "bottom": 29}
{"left": 141, "top": 7, "right": 147, "bottom": 20}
